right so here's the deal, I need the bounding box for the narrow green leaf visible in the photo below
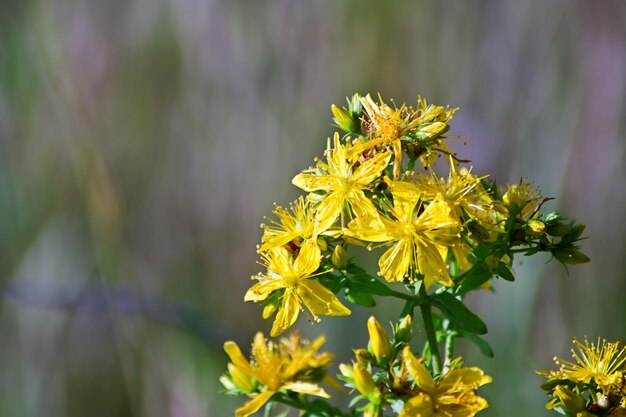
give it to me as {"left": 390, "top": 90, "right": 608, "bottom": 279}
{"left": 455, "top": 263, "right": 493, "bottom": 296}
{"left": 495, "top": 263, "right": 515, "bottom": 281}
{"left": 431, "top": 292, "right": 488, "bottom": 335}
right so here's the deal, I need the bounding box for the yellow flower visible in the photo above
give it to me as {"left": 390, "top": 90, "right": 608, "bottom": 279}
{"left": 347, "top": 179, "right": 457, "bottom": 288}
{"left": 259, "top": 196, "right": 316, "bottom": 252}
{"left": 222, "top": 332, "right": 333, "bottom": 417}
{"left": 245, "top": 240, "right": 350, "bottom": 336}
{"left": 399, "top": 348, "right": 491, "bottom": 417}
{"left": 358, "top": 94, "right": 458, "bottom": 177}
{"left": 292, "top": 133, "right": 391, "bottom": 234}
{"left": 415, "top": 161, "right": 487, "bottom": 223}
{"left": 548, "top": 337, "right": 626, "bottom": 389}
{"left": 502, "top": 178, "right": 544, "bottom": 219}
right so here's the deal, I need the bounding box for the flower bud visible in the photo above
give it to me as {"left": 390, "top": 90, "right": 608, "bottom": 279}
{"left": 226, "top": 363, "right": 256, "bottom": 392}
{"left": 338, "top": 363, "right": 354, "bottom": 379}
{"left": 367, "top": 316, "right": 391, "bottom": 361}
{"left": 527, "top": 219, "right": 546, "bottom": 237}
{"left": 552, "top": 385, "right": 586, "bottom": 413}
{"left": 316, "top": 237, "right": 328, "bottom": 252}
{"left": 331, "top": 245, "right": 348, "bottom": 269}
{"left": 354, "top": 349, "right": 372, "bottom": 366}
{"left": 353, "top": 363, "right": 378, "bottom": 398}
{"left": 262, "top": 303, "right": 278, "bottom": 319}
{"left": 395, "top": 314, "right": 413, "bottom": 343}
{"left": 331, "top": 104, "right": 358, "bottom": 133}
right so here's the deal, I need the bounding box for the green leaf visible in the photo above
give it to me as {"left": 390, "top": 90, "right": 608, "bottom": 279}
{"left": 346, "top": 274, "right": 393, "bottom": 296}
{"left": 455, "top": 263, "right": 493, "bottom": 296}
{"left": 459, "top": 330, "right": 494, "bottom": 358}
{"left": 344, "top": 288, "right": 376, "bottom": 307}
{"left": 495, "top": 263, "right": 515, "bottom": 281}
{"left": 431, "top": 292, "right": 488, "bottom": 335}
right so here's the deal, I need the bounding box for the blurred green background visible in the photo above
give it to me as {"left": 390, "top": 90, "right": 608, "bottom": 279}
{"left": 1, "top": 1, "right": 625, "bottom": 416}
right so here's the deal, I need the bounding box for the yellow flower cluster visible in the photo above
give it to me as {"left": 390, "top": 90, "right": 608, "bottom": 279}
{"left": 539, "top": 337, "right": 626, "bottom": 416}
{"left": 221, "top": 332, "right": 334, "bottom": 417}
{"left": 247, "top": 94, "right": 507, "bottom": 336}
{"left": 339, "top": 316, "right": 491, "bottom": 417}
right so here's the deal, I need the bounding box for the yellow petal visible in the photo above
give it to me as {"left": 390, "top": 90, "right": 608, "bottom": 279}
{"left": 415, "top": 239, "right": 453, "bottom": 288}
{"left": 292, "top": 172, "right": 339, "bottom": 193}
{"left": 313, "top": 192, "right": 345, "bottom": 233}
{"left": 386, "top": 179, "right": 421, "bottom": 221}
{"left": 346, "top": 189, "right": 381, "bottom": 220}
{"left": 402, "top": 347, "right": 436, "bottom": 393}
{"left": 399, "top": 392, "right": 435, "bottom": 417}
{"left": 244, "top": 279, "right": 285, "bottom": 302}
{"left": 379, "top": 239, "right": 414, "bottom": 282}
{"left": 281, "top": 382, "right": 330, "bottom": 398}
{"left": 270, "top": 290, "right": 300, "bottom": 337}
{"left": 293, "top": 240, "right": 321, "bottom": 278}
{"left": 297, "top": 279, "right": 351, "bottom": 317}
{"left": 235, "top": 390, "right": 275, "bottom": 417}
{"left": 224, "top": 341, "right": 255, "bottom": 376}
{"left": 351, "top": 150, "right": 392, "bottom": 185}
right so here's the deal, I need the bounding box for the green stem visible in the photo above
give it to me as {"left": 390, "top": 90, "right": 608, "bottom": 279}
{"left": 386, "top": 289, "right": 422, "bottom": 303}
{"left": 418, "top": 284, "right": 442, "bottom": 375}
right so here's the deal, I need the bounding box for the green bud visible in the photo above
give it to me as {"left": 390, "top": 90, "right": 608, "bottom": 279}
{"left": 553, "top": 385, "right": 586, "bottom": 413}
{"left": 331, "top": 245, "right": 348, "bottom": 269}
{"left": 331, "top": 104, "right": 358, "bottom": 133}
{"left": 348, "top": 93, "right": 362, "bottom": 117}
{"left": 394, "top": 314, "right": 413, "bottom": 343}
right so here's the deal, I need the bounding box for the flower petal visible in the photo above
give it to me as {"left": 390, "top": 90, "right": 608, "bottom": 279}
{"left": 351, "top": 150, "right": 391, "bottom": 185}
{"left": 270, "top": 290, "right": 300, "bottom": 337}
{"left": 281, "top": 382, "right": 330, "bottom": 398}
{"left": 379, "top": 239, "right": 414, "bottom": 282}
{"left": 399, "top": 392, "right": 435, "bottom": 417}
{"left": 297, "top": 279, "right": 351, "bottom": 316}
{"left": 235, "top": 390, "right": 275, "bottom": 417}
{"left": 313, "top": 191, "right": 345, "bottom": 233}
{"left": 244, "top": 279, "right": 285, "bottom": 302}
{"left": 402, "top": 347, "right": 436, "bottom": 393}
{"left": 293, "top": 240, "right": 321, "bottom": 278}
{"left": 292, "top": 172, "right": 340, "bottom": 193}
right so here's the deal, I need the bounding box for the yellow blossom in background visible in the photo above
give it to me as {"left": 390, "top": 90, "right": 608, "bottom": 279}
{"left": 222, "top": 332, "right": 333, "bottom": 417}
{"left": 399, "top": 348, "right": 491, "bottom": 417}
{"left": 347, "top": 179, "right": 457, "bottom": 287}
{"left": 245, "top": 240, "right": 350, "bottom": 336}
{"left": 259, "top": 196, "right": 316, "bottom": 252}
{"left": 545, "top": 337, "right": 626, "bottom": 389}
{"left": 292, "top": 133, "right": 391, "bottom": 234}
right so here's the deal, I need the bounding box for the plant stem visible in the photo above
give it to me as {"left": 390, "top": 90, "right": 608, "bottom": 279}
{"left": 386, "top": 289, "right": 422, "bottom": 303}
{"left": 418, "top": 284, "right": 442, "bottom": 375}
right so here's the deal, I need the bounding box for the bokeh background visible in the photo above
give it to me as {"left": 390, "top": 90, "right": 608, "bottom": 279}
{"left": 1, "top": 1, "right": 625, "bottom": 416}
